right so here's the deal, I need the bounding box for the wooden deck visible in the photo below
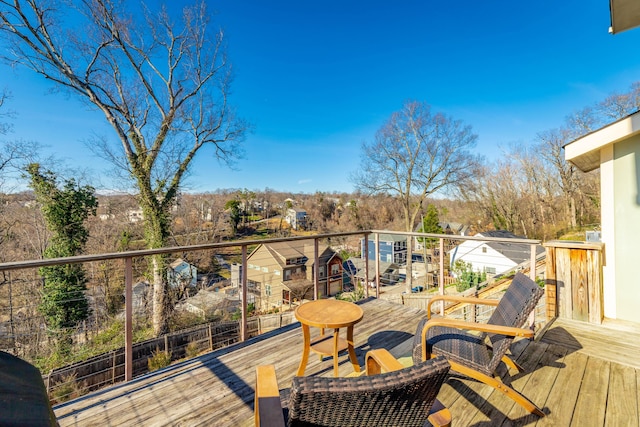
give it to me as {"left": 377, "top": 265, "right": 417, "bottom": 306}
{"left": 53, "top": 298, "right": 640, "bottom": 426}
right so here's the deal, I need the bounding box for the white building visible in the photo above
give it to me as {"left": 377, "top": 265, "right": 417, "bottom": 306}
{"left": 449, "top": 230, "right": 544, "bottom": 276}
{"left": 284, "top": 208, "right": 308, "bottom": 230}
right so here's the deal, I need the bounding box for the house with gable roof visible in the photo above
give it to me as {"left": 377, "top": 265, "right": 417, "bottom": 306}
{"left": 449, "top": 230, "right": 544, "bottom": 277}
{"left": 361, "top": 233, "right": 408, "bottom": 264}
{"left": 167, "top": 258, "right": 197, "bottom": 289}
{"left": 245, "top": 240, "right": 343, "bottom": 311}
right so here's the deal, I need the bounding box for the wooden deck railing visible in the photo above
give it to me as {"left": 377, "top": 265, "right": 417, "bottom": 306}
{"left": 0, "top": 229, "right": 542, "bottom": 394}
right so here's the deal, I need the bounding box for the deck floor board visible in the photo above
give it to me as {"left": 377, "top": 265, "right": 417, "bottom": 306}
{"left": 53, "top": 299, "right": 640, "bottom": 426}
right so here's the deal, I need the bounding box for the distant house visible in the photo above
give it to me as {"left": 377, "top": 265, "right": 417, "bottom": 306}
{"left": 175, "top": 289, "right": 239, "bottom": 319}
{"left": 440, "top": 222, "right": 471, "bottom": 237}
{"left": 129, "top": 281, "right": 150, "bottom": 318}
{"left": 127, "top": 208, "right": 144, "bottom": 223}
{"left": 245, "top": 241, "right": 343, "bottom": 311}
{"left": 167, "top": 258, "right": 197, "bottom": 289}
{"left": 361, "top": 234, "right": 407, "bottom": 264}
{"left": 449, "top": 230, "right": 544, "bottom": 276}
{"left": 414, "top": 222, "right": 470, "bottom": 251}
{"left": 284, "top": 208, "right": 308, "bottom": 230}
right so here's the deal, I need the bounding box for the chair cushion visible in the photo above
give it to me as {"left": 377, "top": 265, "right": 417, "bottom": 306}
{"left": 412, "top": 319, "right": 493, "bottom": 377}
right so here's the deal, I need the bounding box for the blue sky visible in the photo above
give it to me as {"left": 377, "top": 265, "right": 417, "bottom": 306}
{"left": 3, "top": 1, "right": 640, "bottom": 194}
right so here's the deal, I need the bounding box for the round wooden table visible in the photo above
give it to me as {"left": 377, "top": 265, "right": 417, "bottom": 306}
{"left": 294, "top": 299, "right": 364, "bottom": 377}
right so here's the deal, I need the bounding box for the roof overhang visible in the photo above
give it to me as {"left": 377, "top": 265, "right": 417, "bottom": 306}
{"left": 564, "top": 111, "right": 640, "bottom": 172}
{"left": 610, "top": 0, "right": 640, "bottom": 34}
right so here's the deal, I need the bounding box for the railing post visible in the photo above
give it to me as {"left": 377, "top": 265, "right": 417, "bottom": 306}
{"left": 208, "top": 323, "right": 213, "bottom": 350}
{"left": 529, "top": 243, "right": 537, "bottom": 333}
{"left": 439, "top": 238, "right": 445, "bottom": 316}
{"left": 314, "top": 238, "right": 319, "bottom": 299}
{"left": 530, "top": 243, "right": 537, "bottom": 280}
{"left": 364, "top": 234, "right": 369, "bottom": 298}
{"left": 124, "top": 257, "right": 133, "bottom": 382}
{"left": 241, "top": 245, "right": 248, "bottom": 342}
{"left": 374, "top": 233, "right": 380, "bottom": 298}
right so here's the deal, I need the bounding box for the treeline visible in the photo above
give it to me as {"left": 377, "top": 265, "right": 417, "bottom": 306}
{"left": 463, "top": 82, "right": 640, "bottom": 240}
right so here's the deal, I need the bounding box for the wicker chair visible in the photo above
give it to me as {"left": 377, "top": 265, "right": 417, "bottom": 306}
{"left": 255, "top": 349, "right": 451, "bottom": 427}
{"left": 412, "top": 272, "right": 545, "bottom": 416}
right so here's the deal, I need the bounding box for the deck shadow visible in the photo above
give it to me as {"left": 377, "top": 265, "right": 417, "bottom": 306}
{"left": 447, "top": 377, "right": 550, "bottom": 425}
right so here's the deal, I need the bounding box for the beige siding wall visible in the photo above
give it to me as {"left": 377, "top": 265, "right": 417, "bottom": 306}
{"left": 613, "top": 135, "right": 640, "bottom": 323}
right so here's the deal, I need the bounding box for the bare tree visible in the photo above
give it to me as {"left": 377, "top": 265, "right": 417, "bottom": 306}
{"left": 0, "top": 88, "right": 12, "bottom": 135}
{"left": 594, "top": 82, "right": 640, "bottom": 122}
{"left": 352, "top": 100, "right": 480, "bottom": 289}
{"left": 352, "top": 101, "right": 480, "bottom": 232}
{"left": 0, "top": 1, "right": 249, "bottom": 335}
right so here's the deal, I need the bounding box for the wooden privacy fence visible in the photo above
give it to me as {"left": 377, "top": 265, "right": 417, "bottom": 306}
{"left": 44, "top": 312, "right": 296, "bottom": 401}
{"left": 544, "top": 240, "right": 605, "bottom": 324}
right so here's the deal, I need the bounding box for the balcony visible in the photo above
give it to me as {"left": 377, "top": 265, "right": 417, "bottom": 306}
{"left": 1, "top": 231, "right": 638, "bottom": 426}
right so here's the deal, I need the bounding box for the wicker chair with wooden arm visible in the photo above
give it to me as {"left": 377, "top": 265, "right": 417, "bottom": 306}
{"left": 413, "top": 272, "right": 546, "bottom": 417}
{"left": 255, "top": 348, "right": 451, "bottom": 427}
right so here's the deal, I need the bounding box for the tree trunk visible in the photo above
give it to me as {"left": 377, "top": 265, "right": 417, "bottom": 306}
{"left": 570, "top": 196, "right": 577, "bottom": 229}
{"left": 141, "top": 201, "right": 171, "bottom": 336}
{"left": 151, "top": 255, "right": 167, "bottom": 336}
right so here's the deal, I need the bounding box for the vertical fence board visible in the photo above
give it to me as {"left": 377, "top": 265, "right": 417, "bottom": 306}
{"left": 544, "top": 241, "right": 604, "bottom": 324}
{"left": 556, "top": 248, "right": 572, "bottom": 318}
{"left": 545, "top": 244, "right": 557, "bottom": 320}
{"left": 570, "top": 249, "right": 588, "bottom": 322}
{"left": 587, "top": 250, "right": 603, "bottom": 324}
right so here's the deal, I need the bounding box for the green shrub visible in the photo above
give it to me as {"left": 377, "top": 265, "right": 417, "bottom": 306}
{"left": 336, "top": 284, "right": 365, "bottom": 302}
{"left": 452, "top": 260, "right": 486, "bottom": 293}
{"left": 148, "top": 348, "right": 172, "bottom": 372}
{"left": 185, "top": 341, "right": 201, "bottom": 359}
{"left": 49, "top": 372, "right": 87, "bottom": 404}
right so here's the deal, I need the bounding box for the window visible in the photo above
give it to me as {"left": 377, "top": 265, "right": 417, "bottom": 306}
{"left": 284, "top": 269, "right": 292, "bottom": 281}
{"left": 319, "top": 266, "right": 325, "bottom": 278}
{"left": 274, "top": 270, "right": 281, "bottom": 275}
{"left": 262, "top": 267, "right": 268, "bottom": 272}
{"left": 485, "top": 267, "right": 496, "bottom": 275}
{"left": 331, "top": 264, "right": 340, "bottom": 276}
{"left": 265, "top": 284, "right": 272, "bottom": 296}
{"left": 248, "top": 280, "right": 261, "bottom": 295}
{"left": 482, "top": 247, "right": 487, "bottom": 253}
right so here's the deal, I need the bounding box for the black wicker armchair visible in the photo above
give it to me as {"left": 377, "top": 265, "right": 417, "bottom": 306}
{"left": 255, "top": 349, "right": 451, "bottom": 427}
{"left": 413, "top": 272, "right": 545, "bottom": 416}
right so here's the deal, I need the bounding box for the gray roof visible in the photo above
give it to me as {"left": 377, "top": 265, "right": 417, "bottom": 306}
{"left": 478, "top": 230, "right": 545, "bottom": 264}
{"left": 249, "top": 240, "right": 335, "bottom": 269}
{"left": 362, "top": 234, "right": 407, "bottom": 243}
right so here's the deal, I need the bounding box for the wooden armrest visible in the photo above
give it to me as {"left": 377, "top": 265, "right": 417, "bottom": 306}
{"left": 365, "top": 348, "right": 404, "bottom": 375}
{"left": 428, "top": 399, "right": 452, "bottom": 427}
{"left": 421, "top": 318, "right": 533, "bottom": 361}
{"left": 255, "top": 365, "right": 285, "bottom": 427}
{"left": 427, "top": 295, "right": 499, "bottom": 319}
